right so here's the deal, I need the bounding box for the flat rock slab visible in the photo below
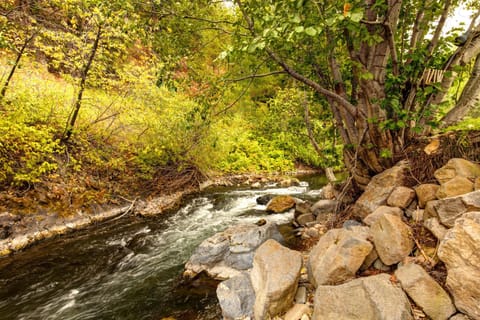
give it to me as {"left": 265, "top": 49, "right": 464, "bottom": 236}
{"left": 395, "top": 263, "right": 456, "bottom": 320}
{"left": 312, "top": 273, "right": 413, "bottom": 320}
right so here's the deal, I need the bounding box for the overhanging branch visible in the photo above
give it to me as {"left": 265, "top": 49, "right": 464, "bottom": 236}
{"left": 224, "top": 70, "right": 286, "bottom": 82}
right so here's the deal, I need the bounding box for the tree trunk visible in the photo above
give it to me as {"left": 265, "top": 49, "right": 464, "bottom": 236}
{"left": 0, "top": 32, "right": 36, "bottom": 102}
{"left": 62, "top": 26, "right": 102, "bottom": 142}
{"left": 441, "top": 54, "right": 480, "bottom": 127}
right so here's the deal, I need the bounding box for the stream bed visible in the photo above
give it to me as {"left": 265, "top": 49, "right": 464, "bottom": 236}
{"left": 0, "top": 175, "right": 327, "bottom": 320}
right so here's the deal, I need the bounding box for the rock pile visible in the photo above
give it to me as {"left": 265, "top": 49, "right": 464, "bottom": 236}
{"left": 184, "top": 158, "right": 480, "bottom": 320}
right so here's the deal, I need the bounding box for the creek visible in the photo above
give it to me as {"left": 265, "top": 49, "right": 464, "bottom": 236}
{"left": 0, "top": 175, "right": 328, "bottom": 320}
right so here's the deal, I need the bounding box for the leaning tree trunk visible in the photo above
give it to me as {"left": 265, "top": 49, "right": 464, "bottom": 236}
{"left": 62, "top": 26, "right": 102, "bottom": 142}
{"left": 441, "top": 54, "right": 480, "bottom": 127}
{"left": 0, "top": 32, "right": 36, "bottom": 101}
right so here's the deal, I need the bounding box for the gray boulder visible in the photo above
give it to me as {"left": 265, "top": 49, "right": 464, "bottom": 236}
{"left": 308, "top": 227, "right": 372, "bottom": 286}
{"left": 438, "top": 212, "right": 480, "bottom": 319}
{"left": 370, "top": 214, "right": 414, "bottom": 265}
{"left": 433, "top": 190, "right": 480, "bottom": 227}
{"left": 395, "top": 263, "right": 456, "bottom": 320}
{"left": 352, "top": 161, "right": 408, "bottom": 218}
{"left": 184, "top": 222, "right": 283, "bottom": 280}
{"left": 312, "top": 274, "right": 413, "bottom": 320}
{"left": 251, "top": 239, "right": 302, "bottom": 320}
{"left": 217, "top": 272, "right": 255, "bottom": 320}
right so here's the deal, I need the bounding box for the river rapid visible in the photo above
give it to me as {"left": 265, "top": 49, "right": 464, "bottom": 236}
{"left": 0, "top": 175, "right": 327, "bottom": 320}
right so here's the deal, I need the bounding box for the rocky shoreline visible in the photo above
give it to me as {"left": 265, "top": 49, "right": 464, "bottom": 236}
{"left": 0, "top": 173, "right": 311, "bottom": 258}
{"left": 184, "top": 158, "right": 480, "bottom": 320}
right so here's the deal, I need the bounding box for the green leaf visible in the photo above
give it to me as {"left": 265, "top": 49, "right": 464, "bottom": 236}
{"left": 305, "top": 27, "right": 317, "bottom": 36}
{"left": 294, "top": 26, "right": 305, "bottom": 33}
{"left": 291, "top": 15, "right": 301, "bottom": 24}
{"left": 350, "top": 11, "right": 363, "bottom": 22}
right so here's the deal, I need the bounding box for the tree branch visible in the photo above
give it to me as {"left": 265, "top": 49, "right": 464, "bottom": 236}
{"left": 224, "top": 70, "right": 286, "bottom": 82}
{"left": 426, "top": 0, "right": 452, "bottom": 56}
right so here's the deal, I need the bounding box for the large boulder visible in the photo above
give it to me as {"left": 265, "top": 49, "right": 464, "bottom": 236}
{"left": 432, "top": 190, "right": 480, "bottom": 227}
{"left": 370, "top": 214, "right": 414, "bottom": 265}
{"left": 216, "top": 272, "right": 255, "bottom": 320}
{"left": 415, "top": 184, "right": 440, "bottom": 208}
{"left": 251, "top": 239, "right": 302, "bottom": 320}
{"left": 312, "top": 274, "right": 413, "bottom": 320}
{"left": 395, "top": 263, "right": 456, "bottom": 320}
{"left": 308, "top": 227, "right": 373, "bottom": 286}
{"left": 184, "top": 222, "right": 283, "bottom": 280}
{"left": 363, "top": 205, "right": 404, "bottom": 226}
{"left": 387, "top": 186, "right": 416, "bottom": 209}
{"left": 352, "top": 161, "right": 409, "bottom": 218}
{"left": 434, "top": 158, "right": 480, "bottom": 184}
{"left": 438, "top": 212, "right": 480, "bottom": 319}
{"left": 436, "top": 176, "right": 474, "bottom": 199}
{"left": 266, "top": 195, "right": 296, "bottom": 213}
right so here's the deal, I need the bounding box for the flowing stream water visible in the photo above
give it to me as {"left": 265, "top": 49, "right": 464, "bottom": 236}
{"left": 0, "top": 175, "right": 327, "bottom": 320}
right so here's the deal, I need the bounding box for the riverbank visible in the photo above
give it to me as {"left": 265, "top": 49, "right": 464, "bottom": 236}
{"left": 0, "top": 169, "right": 323, "bottom": 258}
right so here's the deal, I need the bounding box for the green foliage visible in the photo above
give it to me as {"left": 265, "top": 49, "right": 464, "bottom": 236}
{"left": 0, "top": 114, "right": 63, "bottom": 186}
{"left": 255, "top": 88, "right": 342, "bottom": 169}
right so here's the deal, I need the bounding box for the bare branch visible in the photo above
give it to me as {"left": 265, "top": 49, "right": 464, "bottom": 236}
{"left": 426, "top": 0, "right": 452, "bottom": 56}
{"left": 224, "top": 70, "right": 286, "bottom": 82}
{"left": 266, "top": 49, "right": 360, "bottom": 118}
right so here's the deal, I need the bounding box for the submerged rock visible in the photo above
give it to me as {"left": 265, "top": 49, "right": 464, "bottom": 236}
{"left": 184, "top": 222, "right": 284, "bottom": 280}
{"left": 256, "top": 194, "right": 275, "bottom": 205}
{"left": 266, "top": 196, "right": 296, "bottom": 213}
